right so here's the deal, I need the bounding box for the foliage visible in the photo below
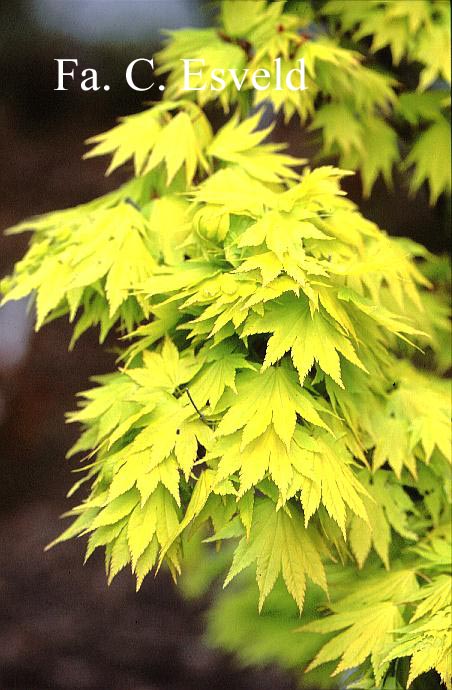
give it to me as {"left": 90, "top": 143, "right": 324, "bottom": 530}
{"left": 156, "top": 0, "right": 451, "bottom": 201}
{"left": 1, "top": 2, "right": 451, "bottom": 689}
{"left": 195, "top": 534, "right": 451, "bottom": 689}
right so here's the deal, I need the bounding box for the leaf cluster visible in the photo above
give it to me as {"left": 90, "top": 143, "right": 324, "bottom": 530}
{"left": 156, "top": 0, "right": 451, "bottom": 200}
{"left": 1, "top": 3, "right": 451, "bottom": 689}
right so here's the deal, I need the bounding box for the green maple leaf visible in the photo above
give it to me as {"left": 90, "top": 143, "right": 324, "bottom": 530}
{"left": 341, "top": 117, "right": 398, "bottom": 197}
{"left": 216, "top": 362, "right": 330, "bottom": 450}
{"left": 243, "top": 293, "right": 366, "bottom": 387}
{"left": 188, "top": 343, "right": 256, "bottom": 412}
{"left": 404, "top": 117, "right": 452, "bottom": 204}
{"left": 397, "top": 90, "right": 449, "bottom": 126}
{"left": 294, "top": 429, "right": 370, "bottom": 536}
{"left": 383, "top": 607, "right": 452, "bottom": 690}
{"left": 310, "top": 103, "right": 364, "bottom": 157}
{"left": 85, "top": 101, "right": 212, "bottom": 184}
{"left": 221, "top": 0, "right": 268, "bottom": 38}
{"left": 208, "top": 111, "right": 304, "bottom": 183}
{"left": 224, "top": 498, "right": 327, "bottom": 612}
{"left": 301, "top": 602, "right": 403, "bottom": 684}
{"left": 349, "top": 470, "right": 417, "bottom": 569}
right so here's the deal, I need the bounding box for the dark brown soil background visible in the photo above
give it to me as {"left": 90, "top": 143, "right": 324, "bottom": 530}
{"left": 0, "top": 3, "right": 449, "bottom": 690}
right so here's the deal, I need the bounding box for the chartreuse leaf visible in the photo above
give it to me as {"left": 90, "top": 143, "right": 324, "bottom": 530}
{"left": 383, "top": 607, "right": 452, "bottom": 690}
{"left": 350, "top": 470, "right": 417, "bottom": 569}
{"left": 341, "top": 116, "right": 399, "bottom": 197}
{"left": 414, "top": 8, "right": 451, "bottom": 91}
{"left": 120, "top": 301, "right": 181, "bottom": 366}
{"left": 191, "top": 166, "right": 275, "bottom": 216}
{"left": 157, "top": 469, "right": 221, "bottom": 568}
{"left": 188, "top": 342, "right": 256, "bottom": 412}
{"left": 336, "top": 568, "right": 420, "bottom": 611}
{"left": 404, "top": 117, "right": 452, "bottom": 204}
{"left": 216, "top": 363, "right": 330, "bottom": 449}
{"left": 371, "top": 362, "right": 451, "bottom": 476}
{"left": 45, "top": 508, "right": 100, "bottom": 551}
{"left": 85, "top": 100, "right": 212, "bottom": 183}
{"left": 412, "top": 536, "right": 452, "bottom": 572}
{"left": 208, "top": 111, "right": 304, "bottom": 183}
{"left": 90, "top": 488, "right": 140, "bottom": 530}
{"left": 38, "top": 150, "right": 450, "bottom": 648}
{"left": 294, "top": 430, "right": 369, "bottom": 536}
{"left": 310, "top": 103, "right": 364, "bottom": 157}
{"left": 397, "top": 90, "right": 449, "bottom": 126}
{"left": 210, "top": 422, "right": 369, "bottom": 531}
{"left": 213, "top": 428, "right": 295, "bottom": 499}
{"left": 408, "top": 575, "right": 452, "bottom": 623}
{"left": 243, "top": 294, "right": 366, "bottom": 387}
{"left": 127, "top": 494, "right": 158, "bottom": 568}
{"left": 223, "top": 498, "right": 327, "bottom": 612}
{"left": 85, "top": 107, "right": 163, "bottom": 175}
{"left": 220, "top": 0, "right": 267, "bottom": 38}
{"left": 301, "top": 602, "right": 404, "bottom": 683}
{"left": 147, "top": 195, "right": 192, "bottom": 266}
{"left": 107, "top": 528, "right": 131, "bottom": 583}
{"left": 299, "top": 568, "right": 420, "bottom": 684}
{"left": 83, "top": 483, "right": 181, "bottom": 586}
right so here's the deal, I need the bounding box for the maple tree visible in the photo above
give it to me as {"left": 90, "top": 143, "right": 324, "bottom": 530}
{"left": 1, "top": 2, "right": 451, "bottom": 689}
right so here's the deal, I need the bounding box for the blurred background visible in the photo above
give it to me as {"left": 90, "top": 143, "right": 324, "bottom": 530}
{"left": 0, "top": 2, "right": 449, "bottom": 690}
